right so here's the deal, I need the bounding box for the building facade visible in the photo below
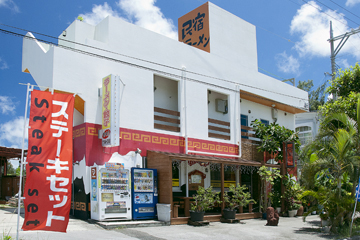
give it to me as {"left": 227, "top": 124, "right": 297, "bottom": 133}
{"left": 22, "top": 2, "right": 308, "bottom": 222}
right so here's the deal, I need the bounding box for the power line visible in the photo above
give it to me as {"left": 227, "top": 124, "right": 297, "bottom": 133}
{"left": 258, "top": 67, "right": 286, "bottom": 80}
{"left": 328, "top": 0, "right": 360, "bottom": 21}
{"left": 0, "top": 25, "right": 309, "bottom": 105}
{"left": 314, "top": 0, "right": 360, "bottom": 26}
{"left": 300, "top": 0, "right": 350, "bottom": 28}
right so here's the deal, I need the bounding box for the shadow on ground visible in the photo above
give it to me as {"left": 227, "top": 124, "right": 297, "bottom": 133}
{"left": 0, "top": 207, "right": 24, "bottom": 215}
{"left": 293, "top": 218, "right": 334, "bottom": 239}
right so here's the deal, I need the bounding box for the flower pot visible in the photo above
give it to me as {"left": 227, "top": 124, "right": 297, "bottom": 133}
{"left": 321, "top": 219, "right": 330, "bottom": 227}
{"left": 276, "top": 207, "right": 281, "bottom": 213}
{"left": 311, "top": 211, "right": 317, "bottom": 215}
{"left": 297, "top": 206, "right": 304, "bottom": 216}
{"left": 288, "top": 210, "right": 297, "bottom": 217}
{"left": 223, "top": 209, "right": 236, "bottom": 220}
{"left": 262, "top": 212, "right": 267, "bottom": 219}
{"left": 189, "top": 211, "right": 205, "bottom": 222}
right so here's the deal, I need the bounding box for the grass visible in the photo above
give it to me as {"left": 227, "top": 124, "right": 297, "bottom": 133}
{"left": 1, "top": 229, "right": 13, "bottom": 240}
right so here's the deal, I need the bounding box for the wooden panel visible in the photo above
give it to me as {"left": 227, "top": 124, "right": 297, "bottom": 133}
{"left": 241, "top": 131, "right": 256, "bottom": 138}
{"left": 208, "top": 125, "right": 230, "bottom": 133}
{"left": 154, "top": 123, "right": 180, "bottom": 132}
{"left": 208, "top": 118, "right": 230, "bottom": 126}
{"left": 240, "top": 89, "right": 306, "bottom": 114}
{"left": 208, "top": 132, "right": 230, "bottom": 140}
{"left": 154, "top": 107, "right": 180, "bottom": 117}
{"left": 154, "top": 115, "right": 180, "bottom": 124}
{"left": 220, "top": 164, "right": 225, "bottom": 211}
{"left": 147, "top": 152, "right": 172, "bottom": 206}
{"left": 242, "top": 126, "right": 253, "bottom": 131}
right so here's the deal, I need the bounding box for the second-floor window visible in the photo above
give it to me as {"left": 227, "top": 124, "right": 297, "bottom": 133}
{"left": 153, "top": 75, "right": 180, "bottom": 132}
{"left": 208, "top": 90, "right": 230, "bottom": 140}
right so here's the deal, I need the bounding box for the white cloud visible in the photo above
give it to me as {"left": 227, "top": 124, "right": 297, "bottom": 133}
{"left": 79, "top": 2, "right": 121, "bottom": 26}
{"left": 79, "top": 0, "right": 177, "bottom": 40}
{"left": 290, "top": 1, "right": 360, "bottom": 60}
{"left": 0, "top": 0, "right": 19, "bottom": 12}
{"left": 0, "top": 116, "right": 28, "bottom": 148}
{"left": 338, "top": 58, "right": 350, "bottom": 69}
{"left": 0, "top": 96, "right": 16, "bottom": 114}
{"left": 117, "top": 0, "right": 177, "bottom": 40}
{"left": 346, "top": 0, "right": 360, "bottom": 7}
{"left": 275, "top": 51, "right": 300, "bottom": 74}
{"left": 0, "top": 57, "right": 9, "bottom": 70}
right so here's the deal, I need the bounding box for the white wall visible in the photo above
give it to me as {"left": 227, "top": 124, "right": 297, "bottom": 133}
{"left": 23, "top": 3, "right": 306, "bottom": 145}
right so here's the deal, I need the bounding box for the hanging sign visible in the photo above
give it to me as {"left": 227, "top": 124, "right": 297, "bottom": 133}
{"left": 285, "top": 142, "right": 295, "bottom": 168}
{"left": 101, "top": 74, "right": 120, "bottom": 147}
{"left": 22, "top": 90, "right": 74, "bottom": 232}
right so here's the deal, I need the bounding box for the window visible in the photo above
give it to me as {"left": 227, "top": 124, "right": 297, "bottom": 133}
{"left": 241, "top": 114, "right": 248, "bottom": 139}
{"left": 296, "top": 126, "right": 313, "bottom": 146}
{"left": 260, "top": 119, "right": 269, "bottom": 126}
{"left": 172, "top": 164, "right": 181, "bottom": 191}
{"left": 210, "top": 169, "right": 221, "bottom": 189}
{"left": 154, "top": 75, "right": 180, "bottom": 132}
{"left": 210, "top": 167, "right": 236, "bottom": 191}
{"left": 208, "top": 90, "right": 230, "bottom": 140}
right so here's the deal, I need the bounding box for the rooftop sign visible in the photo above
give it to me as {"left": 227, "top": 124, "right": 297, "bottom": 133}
{"left": 178, "top": 2, "right": 210, "bottom": 53}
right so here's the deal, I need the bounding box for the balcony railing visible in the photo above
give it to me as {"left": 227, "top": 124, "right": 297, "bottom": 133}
{"left": 241, "top": 126, "right": 260, "bottom": 143}
{"left": 208, "top": 118, "right": 230, "bottom": 140}
{"left": 154, "top": 107, "right": 180, "bottom": 132}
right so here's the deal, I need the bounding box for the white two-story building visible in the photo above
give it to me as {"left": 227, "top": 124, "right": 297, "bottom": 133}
{"left": 22, "top": 2, "right": 308, "bottom": 223}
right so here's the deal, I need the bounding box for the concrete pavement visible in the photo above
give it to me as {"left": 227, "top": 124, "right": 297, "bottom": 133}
{"left": 0, "top": 207, "right": 336, "bottom": 240}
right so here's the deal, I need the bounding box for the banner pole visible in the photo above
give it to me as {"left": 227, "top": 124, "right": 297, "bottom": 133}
{"left": 16, "top": 83, "right": 31, "bottom": 240}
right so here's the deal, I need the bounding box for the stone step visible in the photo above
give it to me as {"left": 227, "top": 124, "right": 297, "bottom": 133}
{"left": 94, "top": 220, "right": 169, "bottom": 229}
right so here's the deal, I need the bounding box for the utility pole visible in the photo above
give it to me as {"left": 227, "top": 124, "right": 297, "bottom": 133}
{"left": 328, "top": 21, "right": 360, "bottom": 82}
{"left": 282, "top": 78, "right": 295, "bottom": 86}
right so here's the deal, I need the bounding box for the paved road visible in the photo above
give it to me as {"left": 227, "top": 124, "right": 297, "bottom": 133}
{"left": 1, "top": 208, "right": 335, "bottom": 240}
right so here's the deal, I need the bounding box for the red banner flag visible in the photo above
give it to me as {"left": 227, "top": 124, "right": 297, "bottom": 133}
{"left": 22, "top": 90, "right": 74, "bottom": 232}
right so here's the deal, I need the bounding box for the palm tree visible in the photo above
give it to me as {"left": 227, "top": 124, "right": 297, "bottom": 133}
{"left": 300, "top": 96, "right": 360, "bottom": 231}
{"left": 319, "top": 95, "right": 360, "bottom": 197}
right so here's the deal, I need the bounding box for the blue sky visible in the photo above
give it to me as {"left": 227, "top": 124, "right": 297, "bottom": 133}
{"left": 1, "top": 0, "right": 360, "bottom": 151}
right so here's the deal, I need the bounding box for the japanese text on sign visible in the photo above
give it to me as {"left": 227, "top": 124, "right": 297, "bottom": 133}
{"left": 22, "top": 90, "right": 74, "bottom": 233}
{"left": 178, "top": 2, "right": 210, "bottom": 53}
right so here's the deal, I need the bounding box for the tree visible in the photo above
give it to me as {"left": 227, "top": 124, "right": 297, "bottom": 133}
{"left": 300, "top": 96, "right": 360, "bottom": 232}
{"left": 251, "top": 119, "right": 300, "bottom": 162}
{"left": 297, "top": 79, "right": 326, "bottom": 112}
{"left": 251, "top": 120, "right": 300, "bottom": 213}
{"left": 327, "top": 63, "right": 360, "bottom": 98}
{"left": 6, "top": 162, "right": 16, "bottom": 176}
{"left": 319, "top": 63, "right": 360, "bottom": 119}
{"left": 320, "top": 92, "right": 359, "bottom": 121}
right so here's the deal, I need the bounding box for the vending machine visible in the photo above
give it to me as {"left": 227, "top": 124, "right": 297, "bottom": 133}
{"left": 90, "top": 163, "right": 132, "bottom": 221}
{"left": 131, "top": 168, "right": 158, "bottom": 220}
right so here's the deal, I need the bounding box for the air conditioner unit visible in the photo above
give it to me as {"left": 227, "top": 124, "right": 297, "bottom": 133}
{"left": 215, "top": 99, "right": 228, "bottom": 114}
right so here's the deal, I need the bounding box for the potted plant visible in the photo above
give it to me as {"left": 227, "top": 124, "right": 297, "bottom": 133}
{"left": 223, "top": 184, "right": 256, "bottom": 220}
{"left": 258, "top": 166, "right": 281, "bottom": 219}
{"left": 190, "top": 186, "right": 221, "bottom": 222}
{"left": 287, "top": 197, "right": 301, "bottom": 217}
{"left": 269, "top": 177, "right": 282, "bottom": 213}
{"left": 283, "top": 175, "right": 302, "bottom": 217}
